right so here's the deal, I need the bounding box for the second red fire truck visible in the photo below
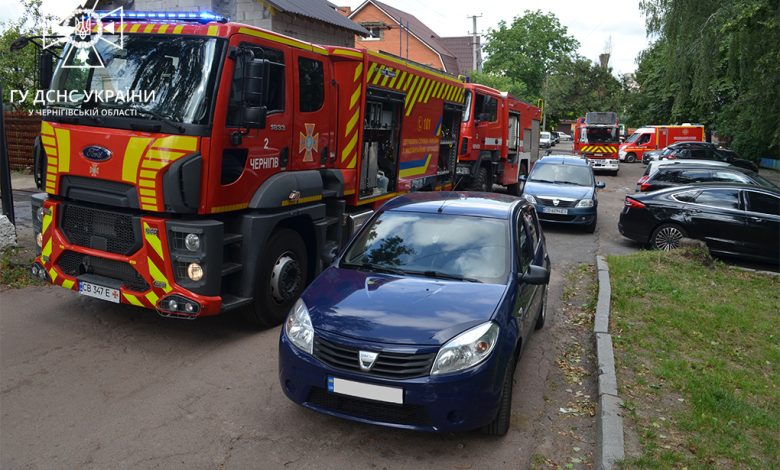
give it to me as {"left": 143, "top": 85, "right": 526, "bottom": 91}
{"left": 574, "top": 112, "right": 621, "bottom": 174}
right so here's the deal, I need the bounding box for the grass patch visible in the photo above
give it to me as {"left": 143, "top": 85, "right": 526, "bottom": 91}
{"left": 0, "top": 247, "right": 41, "bottom": 288}
{"left": 609, "top": 248, "right": 779, "bottom": 468}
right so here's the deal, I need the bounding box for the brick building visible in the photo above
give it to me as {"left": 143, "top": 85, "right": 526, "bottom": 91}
{"left": 344, "top": 0, "right": 480, "bottom": 75}
{"left": 99, "top": 0, "right": 368, "bottom": 47}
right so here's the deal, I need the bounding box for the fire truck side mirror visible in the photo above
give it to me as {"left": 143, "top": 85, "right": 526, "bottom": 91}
{"left": 39, "top": 51, "right": 54, "bottom": 90}
{"left": 243, "top": 60, "right": 267, "bottom": 106}
{"left": 242, "top": 106, "right": 267, "bottom": 130}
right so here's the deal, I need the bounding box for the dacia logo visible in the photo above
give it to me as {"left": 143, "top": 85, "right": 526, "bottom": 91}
{"left": 82, "top": 145, "right": 112, "bottom": 162}
{"left": 358, "top": 351, "right": 379, "bottom": 371}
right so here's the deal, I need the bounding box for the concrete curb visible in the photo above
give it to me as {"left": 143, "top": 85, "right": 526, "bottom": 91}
{"left": 594, "top": 255, "right": 624, "bottom": 469}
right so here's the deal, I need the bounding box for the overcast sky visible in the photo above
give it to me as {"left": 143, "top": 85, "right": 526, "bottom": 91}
{"left": 0, "top": 0, "right": 651, "bottom": 75}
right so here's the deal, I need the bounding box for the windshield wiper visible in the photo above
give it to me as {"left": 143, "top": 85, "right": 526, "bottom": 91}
{"left": 418, "top": 270, "right": 482, "bottom": 283}
{"left": 129, "top": 107, "right": 186, "bottom": 133}
{"left": 530, "top": 179, "right": 556, "bottom": 184}
{"left": 341, "top": 262, "right": 407, "bottom": 275}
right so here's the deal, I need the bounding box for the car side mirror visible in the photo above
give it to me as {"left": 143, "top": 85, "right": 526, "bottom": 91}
{"left": 520, "top": 264, "right": 549, "bottom": 285}
{"left": 596, "top": 181, "right": 606, "bottom": 189}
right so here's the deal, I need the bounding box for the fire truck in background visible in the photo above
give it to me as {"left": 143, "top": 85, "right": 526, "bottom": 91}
{"left": 619, "top": 124, "right": 705, "bottom": 163}
{"left": 574, "top": 112, "right": 621, "bottom": 174}
{"left": 456, "top": 83, "right": 541, "bottom": 194}
{"left": 28, "top": 11, "right": 467, "bottom": 327}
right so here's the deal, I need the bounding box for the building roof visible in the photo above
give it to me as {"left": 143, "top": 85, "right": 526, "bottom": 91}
{"left": 439, "top": 36, "right": 480, "bottom": 75}
{"left": 265, "top": 0, "right": 369, "bottom": 35}
{"left": 350, "top": 0, "right": 460, "bottom": 74}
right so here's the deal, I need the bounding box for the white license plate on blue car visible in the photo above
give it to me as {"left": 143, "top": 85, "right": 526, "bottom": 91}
{"left": 328, "top": 376, "right": 403, "bottom": 404}
{"left": 543, "top": 207, "right": 568, "bottom": 215}
{"left": 78, "top": 281, "right": 120, "bottom": 303}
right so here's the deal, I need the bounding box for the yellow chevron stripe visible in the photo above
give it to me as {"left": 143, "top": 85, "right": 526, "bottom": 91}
{"left": 147, "top": 258, "right": 172, "bottom": 294}
{"left": 42, "top": 238, "right": 52, "bottom": 259}
{"left": 123, "top": 293, "right": 144, "bottom": 306}
{"left": 139, "top": 188, "right": 156, "bottom": 197}
{"left": 395, "top": 71, "right": 407, "bottom": 90}
{"left": 158, "top": 24, "right": 169, "bottom": 34}
{"left": 48, "top": 268, "right": 58, "bottom": 282}
{"left": 342, "top": 133, "right": 358, "bottom": 162}
{"left": 405, "top": 74, "right": 419, "bottom": 92}
{"left": 42, "top": 211, "right": 52, "bottom": 234}
{"left": 143, "top": 222, "right": 164, "bottom": 260}
{"left": 345, "top": 109, "right": 360, "bottom": 136}
{"left": 388, "top": 70, "right": 400, "bottom": 88}
{"left": 145, "top": 290, "right": 159, "bottom": 306}
{"left": 172, "top": 25, "right": 183, "bottom": 34}
{"left": 350, "top": 85, "right": 361, "bottom": 109}
{"left": 139, "top": 179, "right": 155, "bottom": 188}
{"left": 139, "top": 170, "right": 156, "bottom": 180}
{"left": 62, "top": 279, "right": 75, "bottom": 290}
{"left": 140, "top": 197, "right": 157, "bottom": 205}
{"left": 347, "top": 154, "right": 357, "bottom": 169}
{"left": 41, "top": 135, "right": 55, "bottom": 147}
{"left": 353, "top": 62, "right": 363, "bottom": 82}
{"left": 207, "top": 25, "right": 218, "bottom": 36}
{"left": 143, "top": 24, "right": 154, "bottom": 33}
{"left": 366, "top": 62, "right": 377, "bottom": 83}
{"left": 423, "top": 81, "right": 436, "bottom": 102}
{"left": 41, "top": 121, "right": 54, "bottom": 136}
{"left": 130, "top": 24, "right": 140, "bottom": 33}
{"left": 380, "top": 69, "right": 391, "bottom": 87}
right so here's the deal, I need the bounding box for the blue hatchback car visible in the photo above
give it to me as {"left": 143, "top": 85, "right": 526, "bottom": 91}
{"left": 521, "top": 156, "right": 605, "bottom": 232}
{"left": 279, "top": 192, "right": 550, "bottom": 435}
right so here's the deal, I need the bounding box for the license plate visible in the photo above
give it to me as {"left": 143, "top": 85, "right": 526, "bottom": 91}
{"left": 543, "top": 207, "right": 568, "bottom": 215}
{"left": 456, "top": 166, "right": 471, "bottom": 175}
{"left": 328, "top": 377, "right": 403, "bottom": 404}
{"left": 78, "top": 281, "right": 120, "bottom": 303}
{"left": 594, "top": 153, "right": 603, "bottom": 156}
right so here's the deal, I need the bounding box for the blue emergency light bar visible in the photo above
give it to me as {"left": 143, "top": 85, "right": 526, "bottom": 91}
{"left": 95, "top": 10, "right": 228, "bottom": 24}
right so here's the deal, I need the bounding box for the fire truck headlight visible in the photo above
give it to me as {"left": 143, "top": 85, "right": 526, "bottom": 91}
{"left": 187, "top": 262, "right": 204, "bottom": 281}
{"left": 36, "top": 233, "right": 43, "bottom": 248}
{"left": 184, "top": 233, "right": 201, "bottom": 252}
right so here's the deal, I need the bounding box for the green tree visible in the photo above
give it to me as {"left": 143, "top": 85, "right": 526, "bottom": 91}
{"left": 0, "top": 0, "right": 55, "bottom": 110}
{"left": 482, "top": 10, "right": 579, "bottom": 100}
{"left": 637, "top": 0, "right": 780, "bottom": 159}
{"left": 468, "top": 71, "right": 527, "bottom": 100}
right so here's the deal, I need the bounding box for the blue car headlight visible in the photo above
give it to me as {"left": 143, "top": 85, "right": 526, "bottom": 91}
{"left": 576, "top": 198, "right": 594, "bottom": 208}
{"left": 523, "top": 194, "right": 537, "bottom": 204}
{"left": 431, "top": 322, "right": 500, "bottom": 375}
{"left": 285, "top": 299, "right": 314, "bottom": 355}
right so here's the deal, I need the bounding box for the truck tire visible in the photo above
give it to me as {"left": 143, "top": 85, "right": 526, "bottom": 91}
{"left": 470, "top": 166, "right": 490, "bottom": 192}
{"left": 242, "top": 228, "right": 308, "bottom": 328}
{"left": 625, "top": 153, "right": 637, "bottom": 163}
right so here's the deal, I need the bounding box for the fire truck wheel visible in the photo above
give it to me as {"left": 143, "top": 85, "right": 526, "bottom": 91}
{"left": 625, "top": 153, "right": 637, "bottom": 163}
{"left": 244, "top": 228, "right": 308, "bottom": 327}
{"left": 470, "top": 167, "right": 490, "bottom": 192}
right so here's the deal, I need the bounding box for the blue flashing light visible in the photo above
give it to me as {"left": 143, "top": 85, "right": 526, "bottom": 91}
{"left": 95, "top": 10, "right": 228, "bottom": 24}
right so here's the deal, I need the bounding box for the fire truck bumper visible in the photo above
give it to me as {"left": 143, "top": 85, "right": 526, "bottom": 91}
{"left": 586, "top": 158, "right": 619, "bottom": 170}
{"left": 30, "top": 194, "right": 224, "bottom": 319}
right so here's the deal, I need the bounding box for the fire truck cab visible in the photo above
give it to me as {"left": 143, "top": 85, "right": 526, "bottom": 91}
{"left": 29, "top": 12, "right": 466, "bottom": 326}
{"left": 456, "top": 83, "right": 540, "bottom": 194}
{"left": 574, "top": 112, "right": 620, "bottom": 175}
{"left": 619, "top": 124, "right": 705, "bottom": 163}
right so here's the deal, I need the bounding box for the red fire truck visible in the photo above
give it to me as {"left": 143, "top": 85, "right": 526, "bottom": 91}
{"left": 456, "top": 83, "right": 541, "bottom": 194}
{"left": 574, "top": 112, "right": 621, "bottom": 174}
{"left": 619, "top": 124, "right": 705, "bottom": 163}
{"left": 28, "top": 12, "right": 467, "bottom": 326}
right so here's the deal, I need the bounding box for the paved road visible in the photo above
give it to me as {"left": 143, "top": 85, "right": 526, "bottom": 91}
{"left": 0, "top": 151, "right": 647, "bottom": 469}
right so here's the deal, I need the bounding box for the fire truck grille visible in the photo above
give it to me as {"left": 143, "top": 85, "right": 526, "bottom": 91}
{"left": 314, "top": 336, "right": 436, "bottom": 379}
{"left": 57, "top": 250, "right": 150, "bottom": 293}
{"left": 61, "top": 204, "right": 140, "bottom": 255}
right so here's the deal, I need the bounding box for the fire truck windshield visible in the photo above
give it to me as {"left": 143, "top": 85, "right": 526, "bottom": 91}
{"left": 585, "top": 127, "right": 618, "bottom": 143}
{"left": 49, "top": 34, "right": 222, "bottom": 127}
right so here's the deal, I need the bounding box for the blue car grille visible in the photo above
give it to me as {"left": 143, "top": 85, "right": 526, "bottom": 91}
{"left": 307, "top": 387, "right": 432, "bottom": 426}
{"left": 314, "top": 336, "right": 436, "bottom": 379}
{"left": 537, "top": 197, "right": 578, "bottom": 208}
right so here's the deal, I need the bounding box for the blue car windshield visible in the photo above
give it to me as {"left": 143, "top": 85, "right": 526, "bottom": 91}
{"left": 342, "top": 211, "right": 510, "bottom": 284}
{"left": 529, "top": 164, "right": 593, "bottom": 186}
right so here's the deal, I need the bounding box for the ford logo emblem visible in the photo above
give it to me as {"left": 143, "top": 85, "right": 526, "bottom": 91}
{"left": 82, "top": 146, "right": 112, "bottom": 162}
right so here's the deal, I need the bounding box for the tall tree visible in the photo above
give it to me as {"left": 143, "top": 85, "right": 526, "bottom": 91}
{"left": 637, "top": 0, "right": 780, "bottom": 159}
{"left": 481, "top": 10, "right": 579, "bottom": 100}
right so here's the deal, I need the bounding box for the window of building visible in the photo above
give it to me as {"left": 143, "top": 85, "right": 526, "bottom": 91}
{"left": 361, "top": 22, "right": 385, "bottom": 40}
{"left": 298, "top": 57, "right": 324, "bottom": 112}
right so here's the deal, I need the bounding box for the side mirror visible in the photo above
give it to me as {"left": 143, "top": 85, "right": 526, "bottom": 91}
{"left": 39, "top": 51, "right": 54, "bottom": 90}
{"left": 520, "top": 264, "right": 549, "bottom": 285}
{"left": 243, "top": 59, "right": 266, "bottom": 106}
{"left": 242, "top": 106, "right": 267, "bottom": 129}
{"left": 596, "top": 181, "right": 606, "bottom": 189}
{"left": 519, "top": 174, "right": 527, "bottom": 181}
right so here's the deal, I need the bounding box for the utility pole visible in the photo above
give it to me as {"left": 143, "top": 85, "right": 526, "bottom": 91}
{"left": 467, "top": 14, "right": 482, "bottom": 73}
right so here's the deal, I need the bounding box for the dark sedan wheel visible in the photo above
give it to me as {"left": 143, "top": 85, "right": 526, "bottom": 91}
{"left": 650, "top": 223, "right": 687, "bottom": 251}
{"left": 482, "top": 357, "right": 516, "bottom": 436}
{"left": 535, "top": 286, "right": 547, "bottom": 330}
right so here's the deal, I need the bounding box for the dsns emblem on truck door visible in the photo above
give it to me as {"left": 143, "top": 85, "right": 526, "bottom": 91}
{"left": 82, "top": 145, "right": 112, "bottom": 162}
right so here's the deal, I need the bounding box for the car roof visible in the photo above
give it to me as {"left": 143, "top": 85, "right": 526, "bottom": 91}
{"left": 537, "top": 155, "right": 589, "bottom": 166}
{"left": 383, "top": 191, "right": 525, "bottom": 219}
{"left": 667, "top": 141, "right": 714, "bottom": 149}
{"left": 636, "top": 182, "right": 780, "bottom": 199}
{"left": 654, "top": 163, "right": 754, "bottom": 174}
